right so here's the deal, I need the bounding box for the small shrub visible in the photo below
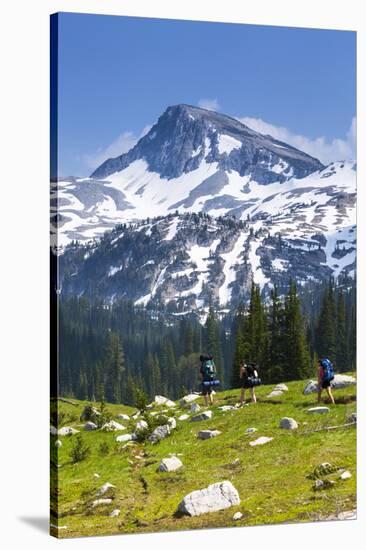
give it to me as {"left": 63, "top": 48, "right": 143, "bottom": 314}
{"left": 135, "top": 388, "right": 148, "bottom": 412}
{"left": 69, "top": 435, "right": 91, "bottom": 464}
{"left": 98, "top": 441, "right": 110, "bottom": 456}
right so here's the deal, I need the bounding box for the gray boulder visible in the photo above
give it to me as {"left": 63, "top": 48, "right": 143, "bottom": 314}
{"left": 275, "top": 383, "right": 289, "bottom": 392}
{"left": 191, "top": 410, "right": 213, "bottom": 422}
{"left": 148, "top": 424, "right": 171, "bottom": 443}
{"left": 307, "top": 407, "right": 330, "bottom": 414}
{"left": 190, "top": 403, "right": 201, "bottom": 413}
{"left": 167, "top": 417, "right": 177, "bottom": 430}
{"left": 178, "top": 414, "right": 189, "bottom": 421}
{"left": 303, "top": 374, "right": 356, "bottom": 395}
{"left": 249, "top": 436, "right": 273, "bottom": 446}
{"left": 116, "top": 413, "right": 130, "bottom": 421}
{"left": 109, "top": 509, "right": 120, "bottom": 517}
{"left": 101, "top": 420, "right": 126, "bottom": 432}
{"left": 178, "top": 481, "right": 240, "bottom": 516}
{"left": 116, "top": 433, "right": 137, "bottom": 443}
{"left": 279, "top": 417, "right": 298, "bottom": 430}
{"left": 158, "top": 457, "right": 183, "bottom": 472}
{"left": 84, "top": 421, "right": 98, "bottom": 431}
{"left": 135, "top": 420, "right": 148, "bottom": 432}
{"left": 58, "top": 427, "right": 79, "bottom": 436}
{"left": 92, "top": 498, "right": 113, "bottom": 507}
{"left": 267, "top": 390, "right": 283, "bottom": 398}
{"left": 218, "top": 405, "right": 236, "bottom": 412}
{"left": 179, "top": 394, "right": 200, "bottom": 407}
{"left": 198, "top": 430, "right": 221, "bottom": 440}
{"left": 347, "top": 412, "right": 357, "bottom": 424}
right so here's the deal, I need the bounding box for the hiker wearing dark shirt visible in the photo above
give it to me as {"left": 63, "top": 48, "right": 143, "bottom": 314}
{"left": 239, "top": 361, "right": 259, "bottom": 405}
{"left": 317, "top": 358, "right": 335, "bottom": 405}
{"left": 200, "top": 354, "right": 216, "bottom": 406}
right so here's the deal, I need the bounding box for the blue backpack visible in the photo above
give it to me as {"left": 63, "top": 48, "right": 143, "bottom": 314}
{"left": 321, "top": 358, "right": 335, "bottom": 382}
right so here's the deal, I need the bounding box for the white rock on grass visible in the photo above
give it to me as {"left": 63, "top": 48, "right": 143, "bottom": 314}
{"left": 92, "top": 498, "right": 113, "bottom": 507}
{"left": 96, "top": 482, "right": 116, "bottom": 496}
{"left": 314, "top": 479, "right": 324, "bottom": 490}
{"left": 148, "top": 424, "right": 171, "bottom": 443}
{"left": 347, "top": 412, "right": 357, "bottom": 424}
{"left": 249, "top": 436, "right": 273, "bottom": 447}
{"left": 101, "top": 420, "right": 126, "bottom": 432}
{"left": 218, "top": 405, "right": 236, "bottom": 412}
{"left": 279, "top": 417, "right": 298, "bottom": 430}
{"left": 116, "top": 413, "right": 130, "bottom": 421}
{"left": 245, "top": 427, "right": 257, "bottom": 434}
{"left": 109, "top": 509, "right": 120, "bottom": 517}
{"left": 233, "top": 511, "right": 243, "bottom": 520}
{"left": 116, "top": 433, "right": 137, "bottom": 443}
{"left": 178, "top": 414, "right": 189, "bottom": 421}
{"left": 190, "top": 403, "right": 201, "bottom": 413}
{"left": 267, "top": 390, "right": 283, "bottom": 398}
{"left": 57, "top": 427, "right": 79, "bottom": 436}
{"left": 84, "top": 421, "right": 98, "bottom": 431}
{"left": 93, "top": 473, "right": 100, "bottom": 479}
{"left": 132, "top": 411, "right": 141, "bottom": 420}
{"left": 340, "top": 471, "right": 352, "bottom": 480}
{"left": 191, "top": 411, "right": 212, "bottom": 422}
{"left": 198, "top": 430, "right": 221, "bottom": 440}
{"left": 165, "top": 399, "right": 177, "bottom": 408}
{"left": 50, "top": 425, "right": 58, "bottom": 435}
{"left": 178, "top": 481, "right": 240, "bottom": 517}
{"left": 307, "top": 407, "right": 330, "bottom": 414}
{"left": 303, "top": 374, "right": 356, "bottom": 395}
{"left": 275, "top": 383, "right": 289, "bottom": 392}
{"left": 135, "top": 420, "right": 148, "bottom": 432}
{"left": 54, "top": 439, "right": 62, "bottom": 448}
{"left": 154, "top": 395, "right": 169, "bottom": 406}
{"left": 158, "top": 457, "right": 183, "bottom": 472}
{"left": 167, "top": 417, "right": 177, "bottom": 430}
{"left": 179, "top": 394, "right": 200, "bottom": 407}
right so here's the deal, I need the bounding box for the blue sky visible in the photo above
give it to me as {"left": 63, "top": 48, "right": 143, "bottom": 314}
{"left": 56, "top": 13, "right": 356, "bottom": 176}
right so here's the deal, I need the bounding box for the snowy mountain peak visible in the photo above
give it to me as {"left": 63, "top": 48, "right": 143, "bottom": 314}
{"left": 91, "top": 104, "right": 324, "bottom": 181}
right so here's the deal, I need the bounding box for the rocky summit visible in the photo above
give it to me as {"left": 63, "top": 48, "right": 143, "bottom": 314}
{"left": 52, "top": 104, "right": 356, "bottom": 310}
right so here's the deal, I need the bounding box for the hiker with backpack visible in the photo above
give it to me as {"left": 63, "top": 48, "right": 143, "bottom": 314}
{"left": 317, "top": 357, "right": 335, "bottom": 405}
{"left": 239, "top": 361, "right": 261, "bottom": 405}
{"left": 199, "top": 354, "right": 218, "bottom": 406}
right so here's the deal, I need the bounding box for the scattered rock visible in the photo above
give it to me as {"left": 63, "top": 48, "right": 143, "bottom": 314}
{"left": 191, "top": 410, "right": 213, "bottom": 422}
{"left": 109, "top": 509, "right": 120, "bottom": 517}
{"left": 165, "top": 399, "right": 177, "bottom": 408}
{"left": 50, "top": 524, "right": 68, "bottom": 530}
{"left": 116, "top": 413, "right": 130, "bottom": 421}
{"left": 179, "top": 394, "right": 200, "bottom": 407}
{"left": 314, "top": 479, "right": 324, "bottom": 490}
{"left": 178, "top": 414, "right": 189, "bottom": 421}
{"left": 116, "top": 433, "right": 137, "bottom": 443}
{"left": 54, "top": 439, "right": 62, "bottom": 448}
{"left": 80, "top": 405, "right": 101, "bottom": 422}
{"left": 93, "top": 473, "right": 100, "bottom": 479}
{"left": 92, "top": 498, "right": 113, "bottom": 508}
{"left": 190, "top": 403, "right": 201, "bottom": 413}
{"left": 148, "top": 424, "right": 171, "bottom": 443}
{"left": 57, "top": 427, "right": 79, "bottom": 436}
{"left": 245, "top": 427, "right": 257, "bottom": 434}
{"left": 249, "top": 436, "right": 273, "bottom": 447}
{"left": 347, "top": 412, "right": 357, "bottom": 424}
{"left": 132, "top": 412, "right": 141, "bottom": 420}
{"left": 275, "top": 383, "right": 289, "bottom": 392}
{"left": 280, "top": 417, "right": 298, "bottom": 430}
{"left": 218, "top": 405, "right": 236, "bottom": 412}
{"left": 340, "top": 471, "right": 352, "bottom": 480}
{"left": 267, "top": 390, "right": 283, "bottom": 398}
{"left": 50, "top": 425, "right": 58, "bottom": 435}
{"left": 136, "top": 420, "right": 148, "bottom": 432}
{"left": 197, "top": 430, "right": 221, "bottom": 440}
{"left": 96, "top": 482, "right": 116, "bottom": 496}
{"left": 233, "top": 511, "right": 243, "bottom": 520}
{"left": 307, "top": 407, "right": 330, "bottom": 414}
{"left": 167, "top": 417, "right": 177, "bottom": 430}
{"left": 178, "top": 481, "right": 240, "bottom": 516}
{"left": 158, "top": 457, "right": 183, "bottom": 472}
{"left": 303, "top": 374, "right": 356, "bottom": 395}
{"left": 84, "top": 421, "right": 98, "bottom": 431}
{"left": 336, "top": 510, "right": 356, "bottom": 520}
{"left": 154, "top": 395, "right": 169, "bottom": 406}
{"left": 101, "top": 420, "right": 126, "bottom": 432}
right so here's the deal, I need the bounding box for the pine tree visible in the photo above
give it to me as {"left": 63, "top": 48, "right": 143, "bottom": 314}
{"left": 283, "top": 282, "right": 311, "bottom": 380}
{"left": 104, "top": 332, "right": 125, "bottom": 403}
{"left": 267, "top": 286, "right": 285, "bottom": 382}
{"left": 336, "top": 289, "right": 348, "bottom": 372}
{"left": 231, "top": 303, "right": 248, "bottom": 387}
{"left": 316, "top": 282, "right": 337, "bottom": 361}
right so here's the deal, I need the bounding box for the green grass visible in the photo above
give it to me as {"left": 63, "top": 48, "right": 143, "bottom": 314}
{"left": 50, "top": 376, "right": 356, "bottom": 538}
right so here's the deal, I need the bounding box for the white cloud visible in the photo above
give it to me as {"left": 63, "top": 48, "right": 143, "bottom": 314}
{"left": 198, "top": 98, "right": 221, "bottom": 111}
{"left": 237, "top": 116, "right": 356, "bottom": 165}
{"left": 83, "top": 124, "right": 152, "bottom": 171}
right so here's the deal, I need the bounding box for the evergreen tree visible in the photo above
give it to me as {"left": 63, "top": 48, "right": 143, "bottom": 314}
{"left": 283, "top": 282, "right": 311, "bottom": 380}
{"left": 267, "top": 286, "right": 285, "bottom": 382}
{"left": 231, "top": 303, "right": 248, "bottom": 387}
{"left": 104, "top": 332, "right": 125, "bottom": 403}
{"left": 336, "top": 289, "right": 348, "bottom": 372}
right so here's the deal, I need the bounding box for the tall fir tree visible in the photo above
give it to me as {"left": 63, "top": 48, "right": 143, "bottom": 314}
{"left": 336, "top": 289, "right": 348, "bottom": 372}
{"left": 316, "top": 282, "right": 337, "bottom": 361}
{"left": 283, "top": 282, "right": 311, "bottom": 380}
